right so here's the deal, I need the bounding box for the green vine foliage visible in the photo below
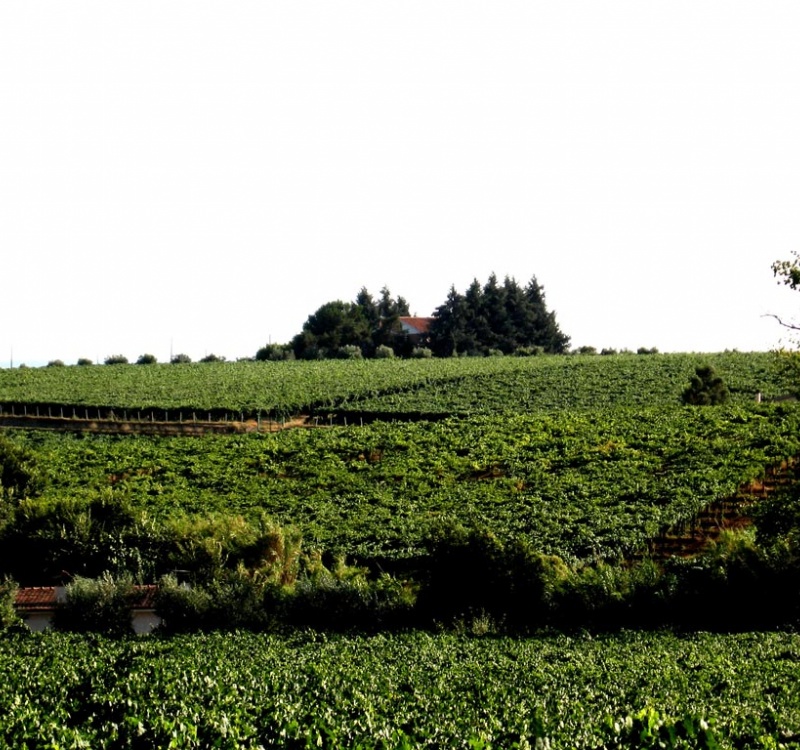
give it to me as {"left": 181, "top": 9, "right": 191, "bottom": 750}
{"left": 0, "top": 578, "right": 19, "bottom": 630}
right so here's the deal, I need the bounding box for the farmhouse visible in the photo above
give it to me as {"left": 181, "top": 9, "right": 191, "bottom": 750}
{"left": 15, "top": 585, "right": 161, "bottom": 634}
{"left": 397, "top": 316, "right": 433, "bottom": 343}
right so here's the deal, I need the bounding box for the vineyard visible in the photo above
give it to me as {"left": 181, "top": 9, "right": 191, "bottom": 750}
{"left": 0, "top": 352, "right": 795, "bottom": 422}
{"left": 7, "top": 404, "right": 800, "bottom": 570}
{"left": 2, "top": 352, "right": 800, "bottom": 747}
{"left": 1, "top": 630, "right": 799, "bottom": 748}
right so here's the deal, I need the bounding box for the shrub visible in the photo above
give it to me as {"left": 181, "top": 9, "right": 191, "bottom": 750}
{"left": 375, "top": 345, "right": 395, "bottom": 359}
{"left": 637, "top": 347, "right": 659, "bottom": 355}
{"left": 53, "top": 572, "right": 135, "bottom": 636}
{"left": 154, "top": 574, "right": 213, "bottom": 633}
{"left": 418, "top": 524, "right": 518, "bottom": 624}
{"left": 681, "top": 365, "right": 729, "bottom": 405}
{"left": 574, "top": 346, "right": 597, "bottom": 355}
{"left": 171, "top": 353, "right": 192, "bottom": 364}
{"left": 255, "top": 344, "right": 294, "bottom": 361}
{"left": 600, "top": 707, "right": 719, "bottom": 749}
{"left": 600, "top": 348, "right": 618, "bottom": 355}
{"left": 0, "top": 493, "right": 155, "bottom": 583}
{"left": 104, "top": 354, "right": 129, "bottom": 365}
{"left": 288, "top": 554, "right": 415, "bottom": 631}
{"left": 514, "top": 346, "right": 544, "bottom": 357}
{"left": 0, "top": 578, "right": 20, "bottom": 630}
{"left": 411, "top": 346, "right": 433, "bottom": 359}
{"left": 46, "top": 359, "right": 65, "bottom": 367}
{"left": 301, "top": 346, "right": 325, "bottom": 361}
{"left": 336, "top": 345, "right": 363, "bottom": 360}
{"left": 136, "top": 353, "right": 158, "bottom": 365}
{"left": 199, "top": 353, "right": 225, "bottom": 363}
{"left": 76, "top": 358, "right": 93, "bottom": 366}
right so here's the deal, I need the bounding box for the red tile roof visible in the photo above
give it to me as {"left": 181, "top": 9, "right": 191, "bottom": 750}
{"left": 15, "top": 587, "right": 58, "bottom": 610}
{"left": 15, "top": 585, "right": 158, "bottom": 611}
{"left": 398, "top": 316, "right": 433, "bottom": 334}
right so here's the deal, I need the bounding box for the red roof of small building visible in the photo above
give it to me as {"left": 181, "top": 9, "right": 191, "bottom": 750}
{"left": 15, "top": 587, "right": 58, "bottom": 610}
{"left": 398, "top": 316, "right": 433, "bottom": 334}
{"left": 15, "top": 585, "right": 158, "bottom": 611}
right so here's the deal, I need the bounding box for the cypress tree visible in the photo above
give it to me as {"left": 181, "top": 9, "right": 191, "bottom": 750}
{"left": 429, "top": 273, "right": 570, "bottom": 356}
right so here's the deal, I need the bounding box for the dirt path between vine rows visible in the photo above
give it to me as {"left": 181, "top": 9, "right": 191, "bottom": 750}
{"left": 0, "top": 414, "right": 314, "bottom": 435}
{"left": 636, "top": 460, "right": 795, "bottom": 562}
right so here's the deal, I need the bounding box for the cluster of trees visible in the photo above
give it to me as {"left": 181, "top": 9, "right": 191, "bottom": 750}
{"left": 275, "top": 273, "right": 570, "bottom": 360}
{"left": 428, "top": 274, "right": 569, "bottom": 356}
{"left": 279, "top": 287, "right": 412, "bottom": 360}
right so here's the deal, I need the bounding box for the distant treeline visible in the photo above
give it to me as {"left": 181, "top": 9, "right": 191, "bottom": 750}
{"left": 266, "top": 273, "right": 571, "bottom": 361}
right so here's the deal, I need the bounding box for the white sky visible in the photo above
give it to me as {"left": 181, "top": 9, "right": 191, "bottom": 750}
{"left": 3, "top": 2, "right": 800, "bottom": 365}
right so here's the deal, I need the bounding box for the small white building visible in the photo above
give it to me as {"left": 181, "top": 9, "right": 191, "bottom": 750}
{"left": 15, "top": 585, "right": 161, "bottom": 634}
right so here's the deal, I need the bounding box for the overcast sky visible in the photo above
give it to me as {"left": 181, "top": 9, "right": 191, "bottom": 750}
{"left": 3, "top": 2, "right": 800, "bottom": 365}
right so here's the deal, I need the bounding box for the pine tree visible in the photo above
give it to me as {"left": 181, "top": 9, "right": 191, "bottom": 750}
{"left": 429, "top": 286, "right": 467, "bottom": 357}
{"left": 429, "top": 273, "right": 570, "bottom": 355}
{"left": 682, "top": 365, "right": 730, "bottom": 405}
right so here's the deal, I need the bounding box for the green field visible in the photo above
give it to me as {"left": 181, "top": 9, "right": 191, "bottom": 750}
{"left": 9, "top": 402, "right": 800, "bottom": 567}
{"left": 0, "top": 352, "right": 794, "bottom": 417}
{"left": 1, "top": 630, "right": 798, "bottom": 748}
{"left": 2, "top": 352, "right": 800, "bottom": 748}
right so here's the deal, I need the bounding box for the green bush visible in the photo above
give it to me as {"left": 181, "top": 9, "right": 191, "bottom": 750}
{"left": 601, "top": 707, "right": 719, "bottom": 749}
{"left": 682, "top": 365, "right": 729, "bottom": 405}
{"left": 0, "top": 494, "right": 156, "bottom": 584}
{"left": 256, "top": 344, "right": 295, "bottom": 361}
{"left": 336, "top": 345, "right": 363, "bottom": 360}
{"left": 53, "top": 572, "right": 135, "bottom": 636}
{"left": 0, "top": 578, "right": 20, "bottom": 630}
{"left": 288, "top": 554, "right": 415, "bottom": 631}
{"left": 514, "top": 345, "right": 544, "bottom": 356}
{"left": 154, "top": 574, "right": 214, "bottom": 633}
{"left": 375, "top": 344, "right": 395, "bottom": 359}
{"left": 419, "top": 525, "right": 559, "bottom": 626}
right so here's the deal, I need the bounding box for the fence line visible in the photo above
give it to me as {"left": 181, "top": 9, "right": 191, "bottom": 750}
{"left": 0, "top": 403, "right": 294, "bottom": 431}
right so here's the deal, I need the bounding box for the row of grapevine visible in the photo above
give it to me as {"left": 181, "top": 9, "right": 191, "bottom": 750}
{"left": 8, "top": 402, "right": 800, "bottom": 568}
{"left": 0, "top": 630, "right": 797, "bottom": 748}
{"left": 0, "top": 353, "right": 794, "bottom": 417}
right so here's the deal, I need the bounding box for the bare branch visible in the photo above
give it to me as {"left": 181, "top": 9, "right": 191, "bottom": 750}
{"left": 762, "top": 313, "right": 800, "bottom": 331}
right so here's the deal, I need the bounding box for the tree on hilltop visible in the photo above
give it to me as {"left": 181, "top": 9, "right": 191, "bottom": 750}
{"left": 429, "top": 274, "right": 569, "bottom": 356}
{"left": 291, "top": 287, "right": 410, "bottom": 359}
{"left": 104, "top": 355, "right": 129, "bottom": 365}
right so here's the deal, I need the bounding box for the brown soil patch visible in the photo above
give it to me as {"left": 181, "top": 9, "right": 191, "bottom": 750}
{"left": 636, "top": 461, "right": 795, "bottom": 562}
{"left": 0, "top": 414, "right": 315, "bottom": 436}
